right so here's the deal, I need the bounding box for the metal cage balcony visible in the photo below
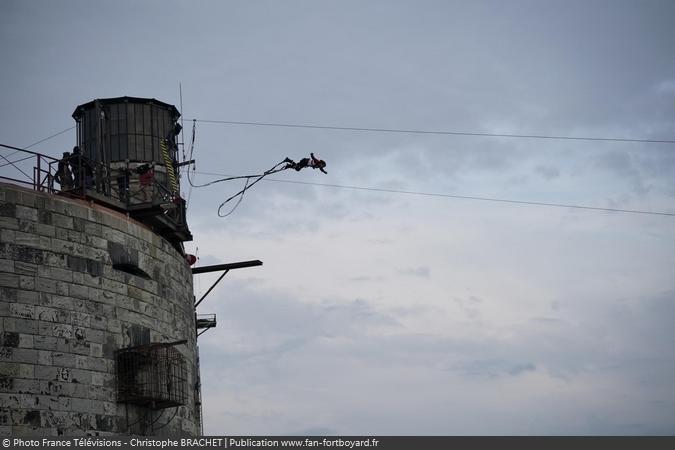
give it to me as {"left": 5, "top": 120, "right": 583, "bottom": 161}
{"left": 116, "top": 341, "right": 188, "bottom": 410}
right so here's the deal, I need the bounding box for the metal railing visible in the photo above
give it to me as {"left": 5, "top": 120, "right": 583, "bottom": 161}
{"left": 195, "top": 314, "right": 217, "bottom": 330}
{"left": 1, "top": 144, "right": 187, "bottom": 227}
{"left": 0, "top": 143, "right": 58, "bottom": 192}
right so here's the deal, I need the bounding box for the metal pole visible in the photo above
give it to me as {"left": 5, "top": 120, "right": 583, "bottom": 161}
{"left": 193, "top": 270, "right": 229, "bottom": 309}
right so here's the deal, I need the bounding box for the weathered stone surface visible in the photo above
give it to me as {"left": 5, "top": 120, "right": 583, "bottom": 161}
{"left": 70, "top": 340, "right": 91, "bottom": 356}
{"left": 1, "top": 183, "right": 199, "bottom": 437}
{"left": 44, "top": 252, "right": 67, "bottom": 268}
{"left": 19, "top": 364, "right": 34, "bottom": 378}
{"left": 51, "top": 214, "right": 73, "bottom": 229}
{"left": 0, "top": 393, "right": 20, "bottom": 408}
{"left": 15, "top": 206, "right": 38, "bottom": 222}
{"left": 0, "top": 244, "right": 43, "bottom": 265}
{"left": 52, "top": 352, "right": 76, "bottom": 368}
{"left": 16, "top": 290, "right": 39, "bottom": 304}
{"left": 83, "top": 221, "right": 102, "bottom": 237}
{"left": 0, "top": 376, "right": 14, "bottom": 391}
{"left": 51, "top": 239, "right": 85, "bottom": 258}
{"left": 17, "top": 192, "right": 36, "bottom": 208}
{"left": 14, "top": 231, "right": 48, "bottom": 250}
{"left": 14, "top": 261, "right": 37, "bottom": 275}
{"left": 10, "top": 303, "right": 34, "bottom": 319}
{"left": 0, "top": 287, "right": 17, "bottom": 302}
{"left": 37, "top": 210, "right": 52, "bottom": 225}
{"left": 36, "top": 223, "right": 56, "bottom": 238}
{"left": 6, "top": 348, "right": 38, "bottom": 364}
{"left": 36, "top": 306, "right": 59, "bottom": 322}
{"left": 18, "top": 276, "right": 35, "bottom": 290}
{"left": 68, "top": 284, "right": 89, "bottom": 300}
{"left": 67, "top": 256, "right": 104, "bottom": 278}
{"left": 33, "top": 336, "right": 58, "bottom": 352}
{"left": 0, "top": 363, "right": 19, "bottom": 377}
{"left": 37, "top": 351, "right": 52, "bottom": 365}
{"left": 0, "top": 259, "right": 13, "bottom": 272}
{"left": 55, "top": 228, "right": 82, "bottom": 244}
{"left": 6, "top": 318, "right": 38, "bottom": 334}
{"left": 0, "top": 332, "right": 20, "bottom": 348}
{"left": 17, "top": 221, "right": 37, "bottom": 234}
{"left": 0, "top": 202, "right": 17, "bottom": 218}
{"left": 0, "top": 273, "right": 19, "bottom": 288}
{"left": 18, "top": 334, "right": 33, "bottom": 349}
{"left": 35, "top": 277, "right": 57, "bottom": 294}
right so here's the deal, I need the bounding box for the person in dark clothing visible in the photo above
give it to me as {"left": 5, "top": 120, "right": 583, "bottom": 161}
{"left": 55, "top": 152, "right": 74, "bottom": 191}
{"left": 284, "top": 153, "right": 327, "bottom": 174}
{"left": 136, "top": 163, "right": 154, "bottom": 185}
{"left": 136, "top": 163, "right": 155, "bottom": 202}
{"left": 116, "top": 167, "right": 131, "bottom": 203}
{"left": 70, "top": 146, "right": 93, "bottom": 189}
{"left": 69, "top": 147, "right": 81, "bottom": 188}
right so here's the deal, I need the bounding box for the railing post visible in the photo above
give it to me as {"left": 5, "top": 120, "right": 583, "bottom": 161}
{"left": 35, "top": 156, "right": 40, "bottom": 191}
{"left": 126, "top": 159, "right": 130, "bottom": 208}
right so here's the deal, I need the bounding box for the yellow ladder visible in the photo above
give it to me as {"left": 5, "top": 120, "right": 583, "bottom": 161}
{"left": 160, "top": 139, "right": 178, "bottom": 193}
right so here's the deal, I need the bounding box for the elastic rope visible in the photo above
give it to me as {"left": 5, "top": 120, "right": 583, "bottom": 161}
{"left": 216, "top": 162, "right": 289, "bottom": 217}
{"left": 218, "top": 177, "right": 250, "bottom": 217}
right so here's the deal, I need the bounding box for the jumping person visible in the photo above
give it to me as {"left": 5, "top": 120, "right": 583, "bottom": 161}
{"left": 284, "top": 153, "right": 327, "bottom": 174}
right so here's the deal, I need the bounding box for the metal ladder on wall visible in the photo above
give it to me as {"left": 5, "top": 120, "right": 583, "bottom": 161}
{"left": 160, "top": 139, "right": 178, "bottom": 194}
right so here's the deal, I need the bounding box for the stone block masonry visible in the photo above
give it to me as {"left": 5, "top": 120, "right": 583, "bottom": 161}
{"left": 0, "top": 183, "right": 200, "bottom": 437}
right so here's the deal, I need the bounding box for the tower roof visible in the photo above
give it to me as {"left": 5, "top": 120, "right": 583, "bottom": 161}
{"left": 72, "top": 96, "right": 180, "bottom": 119}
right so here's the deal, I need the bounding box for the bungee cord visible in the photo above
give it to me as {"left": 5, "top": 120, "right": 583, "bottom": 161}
{"left": 216, "top": 160, "right": 289, "bottom": 217}
{"left": 185, "top": 120, "right": 328, "bottom": 217}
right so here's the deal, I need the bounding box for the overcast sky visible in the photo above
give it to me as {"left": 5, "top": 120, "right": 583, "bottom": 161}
{"left": 2, "top": 0, "right": 675, "bottom": 435}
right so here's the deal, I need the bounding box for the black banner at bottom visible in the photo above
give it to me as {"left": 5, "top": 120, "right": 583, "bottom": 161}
{"left": 4, "top": 436, "right": 675, "bottom": 450}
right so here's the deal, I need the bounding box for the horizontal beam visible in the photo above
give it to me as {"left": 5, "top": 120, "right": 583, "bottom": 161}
{"left": 191, "top": 259, "right": 263, "bottom": 274}
{"left": 0, "top": 143, "right": 59, "bottom": 160}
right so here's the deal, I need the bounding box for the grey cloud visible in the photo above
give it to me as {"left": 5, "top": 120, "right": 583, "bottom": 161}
{"left": 595, "top": 151, "right": 652, "bottom": 196}
{"left": 349, "top": 275, "right": 386, "bottom": 283}
{"left": 199, "top": 282, "right": 401, "bottom": 352}
{"left": 654, "top": 79, "right": 675, "bottom": 95}
{"left": 198, "top": 282, "right": 675, "bottom": 434}
{"left": 367, "top": 238, "right": 394, "bottom": 245}
{"left": 535, "top": 165, "right": 560, "bottom": 180}
{"left": 453, "top": 296, "right": 483, "bottom": 320}
{"left": 400, "top": 266, "right": 431, "bottom": 278}
{"left": 454, "top": 359, "right": 537, "bottom": 379}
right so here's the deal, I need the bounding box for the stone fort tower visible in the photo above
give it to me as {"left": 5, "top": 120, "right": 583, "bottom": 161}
{"left": 1, "top": 97, "right": 203, "bottom": 436}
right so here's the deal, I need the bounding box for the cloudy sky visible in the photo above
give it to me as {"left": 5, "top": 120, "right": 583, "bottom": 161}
{"left": 2, "top": 0, "right": 675, "bottom": 435}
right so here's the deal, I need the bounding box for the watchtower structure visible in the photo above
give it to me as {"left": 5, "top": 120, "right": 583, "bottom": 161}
{"left": 71, "top": 96, "right": 191, "bottom": 247}
{"left": 0, "top": 97, "right": 202, "bottom": 436}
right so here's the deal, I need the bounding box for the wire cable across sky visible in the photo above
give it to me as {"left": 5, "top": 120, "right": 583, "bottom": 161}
{"left": 0, "top": 126, "right": 76, "bottom": 160}
{"left": 191, "top": 119, "right": 675, "bottom": 145}
{"left": 194, "top": 170, "right": 675, "bottom": 217}
{"left": 24, "top": 125, "right": 76, "bottom": 149}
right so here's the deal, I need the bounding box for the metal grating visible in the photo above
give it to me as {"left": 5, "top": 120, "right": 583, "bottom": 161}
{"left": 195, "top": 314, "right": 217, "bottom": 330}
{"left": 116, "top": 341, "right": 188, "bottom": 410}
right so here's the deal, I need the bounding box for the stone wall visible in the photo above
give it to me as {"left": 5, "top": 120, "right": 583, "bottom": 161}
{"left": 0, "top": 183, "right": 200, "bottom": 436}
